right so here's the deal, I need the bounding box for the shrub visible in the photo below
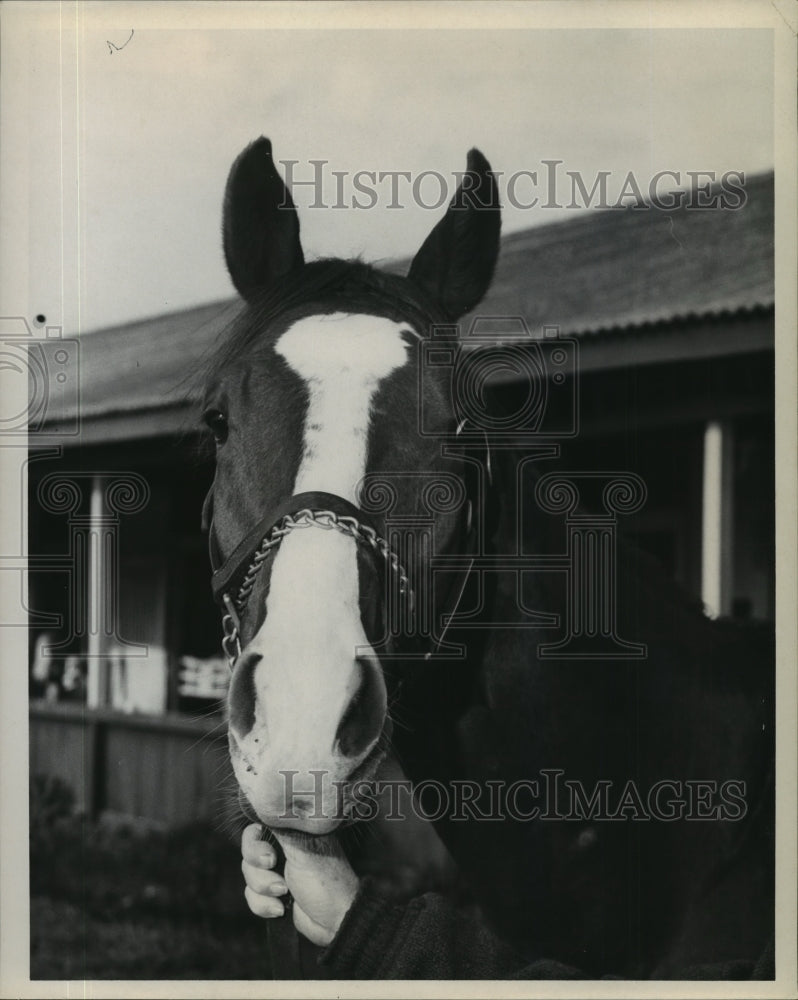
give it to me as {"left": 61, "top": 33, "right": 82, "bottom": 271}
{"left": 29, "top": 775, "right": 250, "bottom": 925}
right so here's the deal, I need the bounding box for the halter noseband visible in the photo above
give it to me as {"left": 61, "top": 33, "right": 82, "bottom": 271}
{"left": 209, "top": 426, "right": 491, "bottom": 670}
{"left": 209, "top": 491, "right": 413, "bottom": 668}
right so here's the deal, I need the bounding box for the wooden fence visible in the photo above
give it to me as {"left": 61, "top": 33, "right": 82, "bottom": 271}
{"left": 29, "top": 700, "right": 232, "bottom": 827}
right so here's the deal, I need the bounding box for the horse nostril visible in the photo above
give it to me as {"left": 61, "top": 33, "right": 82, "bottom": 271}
{"left": 291, "top": 796, "right": 318, "bottom": 817}
{"left": 229, "top": 650, "right": 262, "bottom": 736}
{"left": 335, "top": 656, "right": 387, "bottom": 759}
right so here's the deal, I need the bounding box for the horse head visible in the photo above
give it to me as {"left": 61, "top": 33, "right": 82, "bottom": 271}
{"left": 204, "top": 138, "right": 500, "bottom": 836}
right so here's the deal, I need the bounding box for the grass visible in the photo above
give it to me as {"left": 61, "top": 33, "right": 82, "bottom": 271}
{"left": 29, "top": 774, "right": 273, "bottom": 980}
{"left": 31, "top": 897, "right": 272, "bottom": 980}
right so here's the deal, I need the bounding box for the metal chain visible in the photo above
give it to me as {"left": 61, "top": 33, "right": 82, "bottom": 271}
{"left": 220, "top": 508, "right": 413, "bottom": 669}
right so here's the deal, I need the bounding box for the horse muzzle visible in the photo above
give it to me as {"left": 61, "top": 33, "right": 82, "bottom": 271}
{"left": 228, "top": 646, "right": 390, "bottom": 833}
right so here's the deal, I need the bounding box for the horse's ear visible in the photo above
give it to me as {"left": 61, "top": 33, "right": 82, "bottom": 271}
{"left": 407, "top": 148, "right": 501, "bottom": 322}
{"left": 223, "top": 137, "right": 304, "bottom": 302}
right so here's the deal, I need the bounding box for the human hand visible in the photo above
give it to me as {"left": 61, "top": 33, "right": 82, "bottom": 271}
{"left": 241, "top": 823, "right": 360, "bottom": 947}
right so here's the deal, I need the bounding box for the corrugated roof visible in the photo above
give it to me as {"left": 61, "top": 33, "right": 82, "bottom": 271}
{"left": 53, "top": 299, "right": 242, "bottom": 422}
{"left": 465, "top": 171, "right": 773, "bottom": 336}
{"left": 42, "top": 171, "right": 773, "bottom": 429}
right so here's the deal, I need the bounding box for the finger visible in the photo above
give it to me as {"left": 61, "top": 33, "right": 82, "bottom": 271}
{"left": 242, "top": 858, "right": 289, "bottom": 897}
{"left": 242, "top": 824, "right": 277, "bottom": 867}
{"left": 293, "top": 902, "right": 334, "bottom": 948}
{"left": 244, "top": 885, "right": 285, "bottom": 919}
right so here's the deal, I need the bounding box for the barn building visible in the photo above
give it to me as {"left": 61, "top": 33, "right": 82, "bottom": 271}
{"left": 28, "top": 172, "right": 774, "bottom": 827}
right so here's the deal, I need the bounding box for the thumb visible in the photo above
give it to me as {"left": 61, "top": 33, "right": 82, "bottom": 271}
{"left": 272, "top": 829, "right": 355, "bottom": 885}
{"left": 271, "top": 830, "right": 359, "bottom": 938}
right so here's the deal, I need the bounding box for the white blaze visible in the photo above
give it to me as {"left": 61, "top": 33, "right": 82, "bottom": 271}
{"left": 277, "top": 313, "right": 409, "bottom": 502}
{"left": 232, "top": 313, "right": 409, "bottom": 818}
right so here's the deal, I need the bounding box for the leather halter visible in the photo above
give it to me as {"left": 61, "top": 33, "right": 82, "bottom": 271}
{"left": 209, "top": 491, "right": 413, "bottom": 667}
{"left": 210, "top": 491, "right": 385, "bottom": 605}
{"left": 208, "top": 456, "right": 485, "bottom": 669}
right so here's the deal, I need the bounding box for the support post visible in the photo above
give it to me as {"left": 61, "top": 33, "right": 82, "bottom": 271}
{"left": 701, "top": 420, "right": 735, "bottom": 618}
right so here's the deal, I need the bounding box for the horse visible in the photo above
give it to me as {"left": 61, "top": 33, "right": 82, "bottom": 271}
{"left": 200, "top": 137, "right": 774, "bottom": 979}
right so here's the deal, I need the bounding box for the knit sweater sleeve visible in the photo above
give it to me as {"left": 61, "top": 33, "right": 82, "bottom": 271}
{"left": 317, "top": 877, "right": 583, "bottom": 980}
{"left": 317, "top": 879, "right": 776, "bottom": 981}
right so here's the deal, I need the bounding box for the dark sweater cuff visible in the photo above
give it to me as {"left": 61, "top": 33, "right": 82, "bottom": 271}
{"left": 318, "top": 877, "right": 417, "bottom": 978}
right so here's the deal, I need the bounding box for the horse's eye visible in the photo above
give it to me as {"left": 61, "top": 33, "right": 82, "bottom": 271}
{"left": 202, "top": 408, "right": 229, "bottom": 444}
